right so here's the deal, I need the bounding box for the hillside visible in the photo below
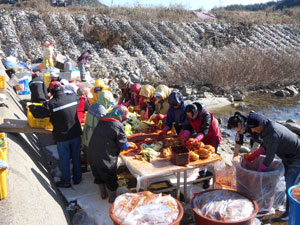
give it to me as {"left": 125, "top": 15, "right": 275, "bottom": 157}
{"left": 0, "top": 7, "right": 300, "bottom": 94}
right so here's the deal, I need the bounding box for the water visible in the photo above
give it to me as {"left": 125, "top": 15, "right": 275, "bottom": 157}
{"left": 210, "top": 93, "right": 300, "bottom": 136}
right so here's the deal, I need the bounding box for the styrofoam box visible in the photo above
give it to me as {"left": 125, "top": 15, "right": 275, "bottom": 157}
{"left": 59, "top": 71, "right": 80, "bottom": 81}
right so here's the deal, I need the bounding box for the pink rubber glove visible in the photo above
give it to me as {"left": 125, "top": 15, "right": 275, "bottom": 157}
{"left": 124, "top": 100, "right": 131, "bottom": 107}
{"left": 186, "top": 133, "right": 204, "bottom": 147}
{"left": 257, "top": 163, "right": 268, "bottom": 172}
{"left": 194, "top": 133, "right": 204, "bottom": 142}
{"left": 245, "top": 147, "right": 265, "bottom": 163}
{"left": 157, "top": 126, "right": 170, "bottom": 139}
{"left": 179, "top": 130, "right": 191, "bottom": 141}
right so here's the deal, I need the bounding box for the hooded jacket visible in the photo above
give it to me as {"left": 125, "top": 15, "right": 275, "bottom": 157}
{"left": 165, "top": 101, "right": 187, "bottom": 134}
{"left": 29, "top": 89, "right": 82, "bottom": 142}
{"left": 29, "top": 76, "right": 48, "bottom": 103}
{"left": 154, "top": 84, "right": 170, "bottom": 115}
{"left": 81, "top": 91, "right": 114, "bottom": 148}
{"left": 184, "top": 102, "right": 222, "bottom": 147}
{"left": 139, "top": 84, "right": 155, "bottom": 119}
{"left": 89, "top": 78, "right": 110, "bottom": 105}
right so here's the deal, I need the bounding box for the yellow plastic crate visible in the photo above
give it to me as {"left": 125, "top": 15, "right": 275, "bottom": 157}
{"left": 0, "top": 76, "right": 5, "bottom": 89}
{"left": 0, "top": 133, "right": 7, "bottom": 163}
{"left": 26, "top": 103, "right": 53, "bottom": 130}
{"left": 0, "top": 168, "right": 7, "bottom": 200}
{"left": 44, "top": 73, "right": 51, "bottom": 88}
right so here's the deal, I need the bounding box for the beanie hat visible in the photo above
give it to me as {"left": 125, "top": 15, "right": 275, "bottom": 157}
{"left": 247, "top": 113, "right": 265, "bottom": 128}
{"left": 168, "top": 91, "right": 183, "bottom": 106}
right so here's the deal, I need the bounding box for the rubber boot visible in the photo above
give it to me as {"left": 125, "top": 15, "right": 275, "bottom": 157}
{"left": 99, "top": 184, "right": 107, "bottom": 199}
{"left": 108, "top": 189, "right": 117, "bottom": 203}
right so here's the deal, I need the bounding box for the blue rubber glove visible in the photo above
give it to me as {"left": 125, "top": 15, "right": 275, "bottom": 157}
{"left": 121, "top": 142, "right": 129, "bottom": 150}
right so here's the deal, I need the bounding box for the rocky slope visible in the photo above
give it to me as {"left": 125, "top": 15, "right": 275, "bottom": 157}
{"left": 0, "top": 8, "right": 300, "bottom": 85}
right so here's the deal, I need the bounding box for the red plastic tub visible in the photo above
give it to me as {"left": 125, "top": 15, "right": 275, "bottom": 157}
{"left": 192, "top": 189, "right": 258, "bottom": 225}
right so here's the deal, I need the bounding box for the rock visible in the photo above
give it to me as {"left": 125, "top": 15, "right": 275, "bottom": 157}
{"left": 182, "top": 86, "right": 192, "bottom": 95}
{"left": 221, "top": 131, "right": 231, "bottom": 137}
{"left": 232, "top": 92, "right": 245, "bottom": 101}
{"left": 228, "top": 95, "right": 234, "bottom": 102}
{"left": 277, "top": 121, "right": 300, "bottom": 136}
{"left": 285, "top": 85, "right": 299, "bottom": 96}
{"left": 274, "top": 90, "right": 290, "bottom": 97}
{"left": 203, "top": 91, "right": 215, "bottom": 98}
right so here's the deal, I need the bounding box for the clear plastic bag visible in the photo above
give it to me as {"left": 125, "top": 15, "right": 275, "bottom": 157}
{"left": 113, "top": 192, "right": 180, "bottom": 225}
{"left": 233, "top": 155, "right": 285, "bottom": 214}
{"left": 214, "top": 159, "right": 236, "bottom": 190}
{"left": 193, "top": 189, "right": 255, "bottom": 221}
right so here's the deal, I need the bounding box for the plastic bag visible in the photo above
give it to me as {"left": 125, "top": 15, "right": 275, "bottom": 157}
{"left": 193, "top": 190, "right": 255, "bottom": 221}
{"left": 0, "top": 160, "right": 8, "bottom": 169}
{"left": 233, "top": 155, "right": 285, "bottom": 214}
{"left": 214, "top": 159, "right": 236, "bottom": 190}
{"left": 113, "top": 192, "right": 180, "bottom": 225}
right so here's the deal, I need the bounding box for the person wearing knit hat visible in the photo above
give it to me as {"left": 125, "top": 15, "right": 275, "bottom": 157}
{"left": 246, "top": 112, "right": 300, "bottom": 222}
{"left": 87, "top": 104, "right": 129, "bottom": 203}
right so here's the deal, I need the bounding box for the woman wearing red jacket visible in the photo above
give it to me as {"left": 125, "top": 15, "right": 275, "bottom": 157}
{"left": 77, "top": 88, "right": 89, "bottom": 124}
{"left": 181, "top": 102, "right": 222, "bottom": 151}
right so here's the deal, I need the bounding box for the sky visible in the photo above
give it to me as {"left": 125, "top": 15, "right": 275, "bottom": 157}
{"left": 98, "top": 0, "right": 273, "bottom": 10}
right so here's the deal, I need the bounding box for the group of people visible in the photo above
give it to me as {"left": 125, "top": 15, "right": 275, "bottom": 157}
{"left": 33, "top": 45, "right": 300, "bottom": 220}
{"left": 28, "top": 69, "right": 225, "bottom": 203}
{"left": 227, "top": 111, "right": 300, "bottom": 222}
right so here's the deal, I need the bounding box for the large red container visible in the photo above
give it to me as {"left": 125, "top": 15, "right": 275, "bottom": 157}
{"left": 110, "top": 194, "right": 184, "bottom": 225}
{"left": 192, "top": 189, "right": 258, "bottom": 225}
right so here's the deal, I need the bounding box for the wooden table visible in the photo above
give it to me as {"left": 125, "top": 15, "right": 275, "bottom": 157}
{"left": 121, "top": 133, "right": 222, "bottom": 201}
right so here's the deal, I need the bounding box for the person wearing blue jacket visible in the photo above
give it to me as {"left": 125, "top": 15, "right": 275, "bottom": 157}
{"left": 158, "top": 91, "right": 187, "bottom": 138}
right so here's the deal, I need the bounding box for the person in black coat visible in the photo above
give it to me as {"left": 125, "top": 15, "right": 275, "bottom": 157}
{"left": 88, "top": 105, "right": 129, "bottom": 203}
{"left": 29, "top": 73, "right": 48, "bottom": 103}
{"left": 29, "top": 81, "right": 82, "bottom": 188}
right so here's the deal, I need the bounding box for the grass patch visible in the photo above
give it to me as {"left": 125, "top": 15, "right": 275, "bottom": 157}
{"left": 166, "top": 48, "right": 300, "bottom": 93}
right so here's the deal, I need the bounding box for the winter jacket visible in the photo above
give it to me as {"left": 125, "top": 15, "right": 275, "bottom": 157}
{"left": 82, "top": 104, "right": 107, "bottom": 148}
{"left": 165, "top": 102, "right": 187, "bottom": 134}
{"left": 77, "top": 51, "right": 90, "bottom": 65}
{"left": 77, "top": 96, "right": 89, "bottom": 123}
{"left": 185, "top": 102, "right": 222, "bottom": 148}
{"left": 29, "top": 76, "right": 48, "bottom": 103}
{"left": 29, "top": 90, "right": 82, "bottom": 142}
{"left": 260, "top": 119, "right": 300, "bottom": 167}
{"left": 138, "top": 84, "right": 155, "bottom": 119}
{"left": 89, "top": 79, "right": 110, "bottom": 105}
{"left": 81, "top": 91, "right": 113, "bottom": 148}
{"left": 87, "top": 118, "right": 127, "bottom": 170}
{"left": 154, "top": 84, "right": 170, "bottom": 115}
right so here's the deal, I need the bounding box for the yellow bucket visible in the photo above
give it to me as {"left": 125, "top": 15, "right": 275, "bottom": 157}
{"left": 0, "top": 76, "right": 5, "bottom": 89}
{"left": 0, "top": 168, "right": 7, "bottom": 200}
